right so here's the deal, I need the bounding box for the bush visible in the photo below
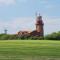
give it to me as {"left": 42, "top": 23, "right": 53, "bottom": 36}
{"left": 0, "top": 34, "right": 18, "bottom": 40}
{"left": 44, "top": 31, "right": 60, "bottom": 40}
{"left": 29, "top": 36, "right": 44, "bottom": 40}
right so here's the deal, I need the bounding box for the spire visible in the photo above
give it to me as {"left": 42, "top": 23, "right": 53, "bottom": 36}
{"left": 35, "top": 12, "right": 41, "bottom": 17}
{"left": 37, "top": 14, "right": 42, "bottom": 21}
{"left": 35, "top": 12, "right": 44, "bottom": 25}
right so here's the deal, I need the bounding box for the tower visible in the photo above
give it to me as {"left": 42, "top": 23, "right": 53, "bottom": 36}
{"left": 4, "top": 29, "right": 7, "bottom": 34}
{"left": 36, "top": 14, "right": 44, "bottom": 37}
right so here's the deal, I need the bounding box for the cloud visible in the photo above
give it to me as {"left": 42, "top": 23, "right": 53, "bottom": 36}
{"left": 18, "top": 0, "right": 28, "bottom": 3}
{"left": 40, "top": 0, "right": 48, "bottom": 4}
{"left": 0, "top": 0, "right": 28, "bottom": 6}
{"left": 43, "top": 17, "right": 60, "bottom": 35}
{"left": 0, "top": 17, "right": 60, "bottom": 34}
{"left": 0, "top": 17, "right": 35, "bottom": 34}
{"left": 8, "top": 17, "right": 35, "bottom": 31}
{"left": 0, "top": 0, "right": 16, "bottom": 6}
{"left": 40, "top": 0, "right": 56, "bottom": 9}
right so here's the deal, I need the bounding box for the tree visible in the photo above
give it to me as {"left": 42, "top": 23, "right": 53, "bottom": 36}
{"left": 44, "top": 31, "right": 60, "bottom": 40}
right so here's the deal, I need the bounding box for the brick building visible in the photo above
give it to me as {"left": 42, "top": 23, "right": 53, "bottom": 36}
{"left": 18, "top": 14, "right": 44, "bottom": 37}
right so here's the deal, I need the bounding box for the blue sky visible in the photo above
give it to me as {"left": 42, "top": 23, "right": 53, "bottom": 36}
{"left": 0, "top": 0, "right": 60, "bottom": 35}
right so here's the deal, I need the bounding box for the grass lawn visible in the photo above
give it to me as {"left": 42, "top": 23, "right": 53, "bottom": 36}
{"left": 0, "top": 40, "right": 60, "bottom": 60}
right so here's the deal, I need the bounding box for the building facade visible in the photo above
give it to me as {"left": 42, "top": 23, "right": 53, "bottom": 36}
{"left": 18, "top": 14, "right": 44, "bottom": 37}
{"left": 30, "top": 14, "right": 44, "bottom": 37}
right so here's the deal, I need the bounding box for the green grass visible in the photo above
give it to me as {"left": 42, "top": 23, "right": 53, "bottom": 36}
{"left": 0, "top": 40, "right": 60, "bottom": 60}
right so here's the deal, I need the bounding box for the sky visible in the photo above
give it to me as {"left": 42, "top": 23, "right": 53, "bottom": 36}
{"left": 0, "top": 0, "right": 60, "bottom": 35}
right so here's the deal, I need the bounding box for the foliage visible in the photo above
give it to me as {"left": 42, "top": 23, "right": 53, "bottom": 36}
{"left": 44, "top": 31, "right": 60, "bottom": 40}
{"left": 0, "top": 31, "right": 60, "bottom": 40}
{"left": 29, "top": 36, "right": 44, "bottom": 40}
{"left": 0, "top": 34, "right": 18, "bottom": 40}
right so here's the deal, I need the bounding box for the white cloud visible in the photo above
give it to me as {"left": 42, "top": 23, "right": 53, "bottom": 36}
{"left": 0, "top": 17, "right": 35, "bottom": 34}
{"left": 8, "top": 17, "right": 35, "bottom": 31}
{"left": 43, "top": 17, "right": 60, "bottom": 35}
{"left": 0, "top": 0, "right": 28, "bottom": 6}
{"left": 0, "top": 17, "right": 60, "bottom": 34}
{"left": 0, "top": 0, "right": 16, "bottom": 6}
